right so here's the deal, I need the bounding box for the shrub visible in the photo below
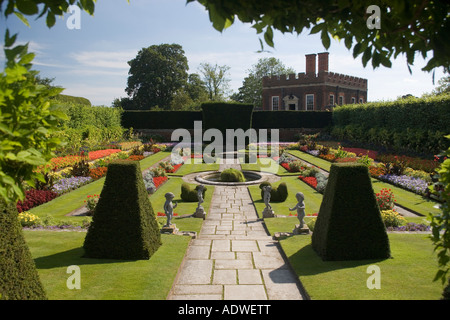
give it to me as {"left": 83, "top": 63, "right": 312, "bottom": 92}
{"left": 0, "top": 199, "right": 47, "bottom": 299}
{"left": 18, "top": 211, "right": 42, "bottom": 228}
{"left": 311, "top": 163, "right": 391, "bottom": 261}
{"left": 375, "top": 188, "right": 396, "bottom": 211}
{"left": 71, "top": 158, "right": 91, "bottom": 177}
{"left": 83, "top": 161, "right": 161, "bottom": 260}
{"left": 259, "top": 181, "right": 288, "bottom": 202}
{"left": 180, "top": 183, "right": 207, "bottom": 202}
{"left": 381, "top": 210, "right": 406, "bottom": 228}
{"left": 220, "top": 168, "right": 246, "bottom": 182}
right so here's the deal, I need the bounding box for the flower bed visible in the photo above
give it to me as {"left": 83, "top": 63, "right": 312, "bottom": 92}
{"left": 157, "top": 212, "right": 179, "bottom": 217}
{"left": 343, "top": 147, "right": 378, "bottom": 160}
{"left": 17, "top": 189, "right": 58, "bottom": 212}
{"left": 298, "top": 176, "right": 318, "bottom": 189}
{"left": 52, "top": 176, "right": 93, "bottom": 195}
{"left": 89, "top": 167, "right": 108, "bottom": 180}
{"left": 153, "top": 176, "right": 168, "bottom": 189}
{"left": 378, "top": 174, "right": 428, "bottom": 195}
{"left": 88, "top": 149, "right": 121, "bottom": 161}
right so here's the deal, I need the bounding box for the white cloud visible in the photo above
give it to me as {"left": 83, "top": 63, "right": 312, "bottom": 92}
{"left": 70, "top": 50, "right": 136, "bottom": 70}
{"left": 62, "top": 84, "right": 126, "bottom": 106}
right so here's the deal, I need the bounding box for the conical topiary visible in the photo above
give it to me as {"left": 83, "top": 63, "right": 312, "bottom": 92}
{"left": 311, "top": 163, "right": 391, "bottom": 261}
{"left": 83, "top": 160, "right": 161, "bottom": 260}
{"left": 0, "top": 199, "right": 47, "bottom": 300}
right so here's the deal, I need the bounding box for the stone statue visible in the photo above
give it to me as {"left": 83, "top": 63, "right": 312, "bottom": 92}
{"left": 289, "top": 192, "right": 306, "bottom": 228}
{"left": 262, "top": 185, "right": 272, "bottom": 210}
{"left": 163, "top": 192, "right": 177, "bottom": 227}
{"left": 197, "top": 184, "right": 205, "bottom": 209}
{"left": 262, "top": 185, "right": 275, "bottom": 218}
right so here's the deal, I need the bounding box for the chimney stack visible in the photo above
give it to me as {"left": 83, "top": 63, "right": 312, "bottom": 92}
{"left": 305, "top": 54, "right": 316, "bottom": 75}
{"left": 318, "top": 52, "right": 329, "bottom": 73}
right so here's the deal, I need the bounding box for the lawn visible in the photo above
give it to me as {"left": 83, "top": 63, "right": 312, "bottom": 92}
{"left": 263, "top": 217, "right": 444, "bottom": 300}
{"left": 23, "top": 230, "right": 190, "bottom": 300}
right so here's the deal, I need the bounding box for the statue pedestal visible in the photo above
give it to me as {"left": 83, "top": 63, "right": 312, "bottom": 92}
{"left": 161, "top": 224, "right": 179, "bottom": 234}
{"left": 293, "top": 224, "right": 310, "bottom": 235}
{"left": 262, "top": 207, "right": 275, "bottom": 218}
{"left": 193, "top": 206, "right": 206, "bottom": 219}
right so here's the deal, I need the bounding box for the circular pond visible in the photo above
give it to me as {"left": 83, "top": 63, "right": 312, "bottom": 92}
{"left": 194, "top": 170, "right": 277, "bottom": 186}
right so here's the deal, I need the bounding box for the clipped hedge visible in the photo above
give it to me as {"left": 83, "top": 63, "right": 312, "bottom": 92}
{"left": 83, "top": 161, "right": 161, "bottom": 260}
{"left": 0, "top": 199, "right": 47, "bottom": 300}
{"left": 331, "top": 95, "right": 450, "bottom": 154}
{"left": 121, "top": 110, "right": 202, "bottom": 129}
{"left": 220, "top": 168, "right": 246, "bottom": 182}
{"left": 180, "top": 183, "right": 207, "bottom": 202}
{"left": 259, "top": 181, "right": 288, "bottom": 202}
{"left": 252, "top": 111, "right": 332, "bottom": 129}
{"left": 311, "top": 163, "right": 391, "bottom": 261}
{"left": 201, "top": 102, "right": 254, "bottom": 134}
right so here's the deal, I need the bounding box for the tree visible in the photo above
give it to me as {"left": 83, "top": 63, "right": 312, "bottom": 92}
{"left": 125, "top": 44, "right": 189, "bottom": 110}
{"left": 432, "top": 76, "right": 450, "bottom": 96}
{"left": 170, "top": 73, "right": 209, "bottom": 110}
{"left": 232, "top": 57, "right": 295, "bottom": 108}
{"left": 198, "top": 62, "right": 231, "bottom": 101}
{"left": 187, "top": 0, "right": 450, "bottom": 73}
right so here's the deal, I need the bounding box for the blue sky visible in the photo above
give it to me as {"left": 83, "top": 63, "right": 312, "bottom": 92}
{"left": 1, "top": 0, "right": 446, "bottom": 106}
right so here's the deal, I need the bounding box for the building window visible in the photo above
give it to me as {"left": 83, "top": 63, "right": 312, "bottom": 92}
{"left": 271, "top": 96, "right": 279, "bottom": 110}
{"left": 306, "top": 94, "right": 314, "bottom": 111}
{"left": 359, "top": 98, "right": 364, "bottom": 104}
{"left": 329, "top": 94, "right": 334, "bottom": 106}
{"left": 351, "top": 97, "right": 356, "bottom": 104}
{"left": 339, "top": 96, "right": 344, "bottom": 105}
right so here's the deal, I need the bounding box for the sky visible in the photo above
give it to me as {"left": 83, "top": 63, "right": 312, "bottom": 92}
{"left": 0, "top": 0, "right": 446, "bottom": 106}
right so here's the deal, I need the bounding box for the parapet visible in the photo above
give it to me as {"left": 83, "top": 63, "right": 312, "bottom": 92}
{"left": 263, "top": 71, "right": 367, "bottom": 90}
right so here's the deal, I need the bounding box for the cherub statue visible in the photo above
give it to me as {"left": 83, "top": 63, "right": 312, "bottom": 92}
{"left": 163, "top": 192, "right": 177, "bottom": 227}
{"left": 289, "top": 192, "right": 306, "bottom": 228}
{"left": 262, "top": 185, "right": 272, "bottom": 210}
{"left": 196, "top": 184, "right": 205, "bottom": 209}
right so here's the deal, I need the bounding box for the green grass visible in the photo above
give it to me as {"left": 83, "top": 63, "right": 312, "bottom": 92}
{"left": 171, "top": 160, "right": 220, "bottom": 176}
{"left": 23, "top": 230, "right": 190, "bottom": 300}
{"left": 287, "top": 150, "right": 441, "bottom": 217}
{"left": 263, "top": 218, "right": 444, "bottom": 300}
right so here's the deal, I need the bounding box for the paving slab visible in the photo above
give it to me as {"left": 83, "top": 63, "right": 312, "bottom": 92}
{"left": 167, "top": 159, "right": 307, "bottom": 300}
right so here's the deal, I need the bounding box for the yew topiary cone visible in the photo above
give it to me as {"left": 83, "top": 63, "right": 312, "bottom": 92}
{"left": 0, "top": 199, "right": 47, "bottom": 300}
{"left": 83, "top": 161, "right": 161, "bottom": 260}
{"left": 311, "top": 163, "right": 391, "bottom": 261}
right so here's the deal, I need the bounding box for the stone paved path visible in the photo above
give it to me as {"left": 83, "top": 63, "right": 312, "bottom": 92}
{"left": 167, "top": 159, "right": 307, "bottom": 300}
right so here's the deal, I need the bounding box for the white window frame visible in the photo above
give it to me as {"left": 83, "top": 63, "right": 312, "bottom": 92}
{"left": 359, "top": 98, "right": 364, "bottom": 104}
{"left": 271, "top": 96, "right": 279, "bottom": 111}
{"left": 329, "top": 94, "right": 334, "bottom": 106}
{"left": 351, "top": 97, "right": 356, "bottom": 104}
{"left": 306, "top": 94, "right": 314, "bottom": 111}
{"left": 339, "top": 96, "right": 344, "bottom": 105}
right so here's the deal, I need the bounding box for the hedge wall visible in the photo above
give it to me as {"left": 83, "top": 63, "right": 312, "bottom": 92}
{"left": 121, "top": 110, "right": 202, "bottom": 129}
{"left": 201, "top": 102, "right": 254, "bottom": 133}
{"left": 331, "top": 95, "right": 450, "bottom": 154}
{"left": 121, "top": 109, "right": 332, "bottom": 130}
{"left": 252, "top": 111, "right": 332, "bottom": 129}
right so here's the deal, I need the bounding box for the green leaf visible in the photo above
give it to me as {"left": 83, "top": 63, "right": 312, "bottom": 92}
{"left": 46, "top": 12, "right": 56, "bottom": 28}
{"left": 309, "top": 23, "right": 323, "bottom": 35}
{"left": 4, "top": 29, "right": 17, "bottom": 47}
{"left": 321, "top": 29, "right": 330, "bottom": 49}
{"left": 15, "top": 0, "right": 39, "bottom": 15}
{"left": 13, "top": 11, "right": 30, "bottom": 27}
{"left": 264, "top": 26, "right": 274, "bottom": 48}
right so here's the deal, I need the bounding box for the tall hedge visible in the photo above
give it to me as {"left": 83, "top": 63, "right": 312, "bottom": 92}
{"left": 252, "top": 111, "right": 332, "bottom": 129}
{"left": 201, "top": 102, "right": 254, "bottom": 134}
{"left": 331, "top": 95, "right": 450, "bottom": 154}
{"left": 0, "top": 199, "right": 47, "bottom": 300}
{"left": 83, "top": 161, "right": 161, "bottom": 260}
{"left": 311, "top": 163, "right": 391, "bottom": 261}
{"left": 121, "top": 110, "right": 202, "bottom": 129}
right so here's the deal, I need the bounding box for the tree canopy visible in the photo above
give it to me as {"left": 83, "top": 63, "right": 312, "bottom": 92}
{"left": 187, "top": 0, "right": 450, "bottom": 73}
{"left": 125, "top": 44, "right": 189, "bottom": 110}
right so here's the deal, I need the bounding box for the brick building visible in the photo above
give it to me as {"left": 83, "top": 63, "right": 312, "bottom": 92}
{"left": 261, "top": 52, "right": 368, "bottom": 111}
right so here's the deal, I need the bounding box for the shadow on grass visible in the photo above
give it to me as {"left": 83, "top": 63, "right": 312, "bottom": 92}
{"left": 285, "top": 242, "right": 388, "bottom": 277}
{"left": 34, "top": 247, "right": 135, "bottom": 269}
